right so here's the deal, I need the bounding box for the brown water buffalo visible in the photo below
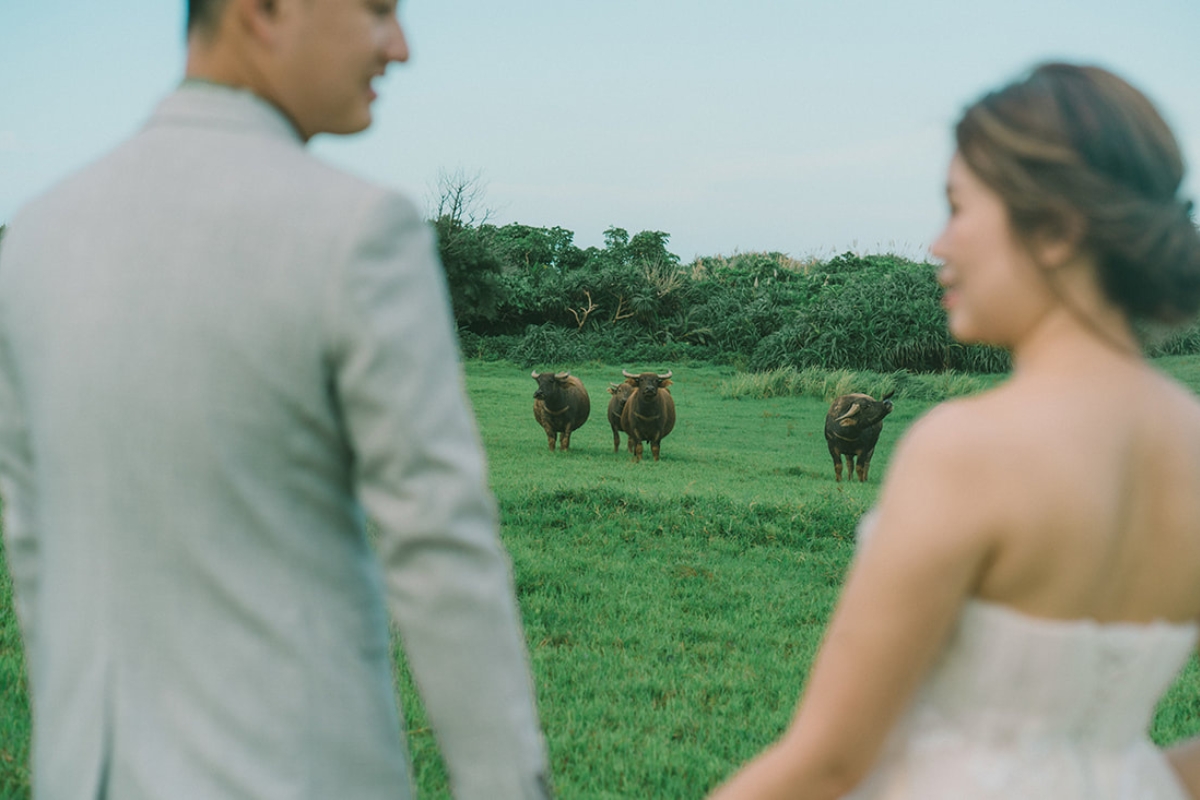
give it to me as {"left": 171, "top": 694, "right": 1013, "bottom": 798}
{"left": 606, "top": 382, "right": 635, "bottom": 453}
{"left": 619, "top": 370, "right": 676, "bottom": 462}
{"left": 824, "top": 390, "right": 894, "bottom": 482}
{"left": 532, "top": 371, "right": 590, "bottom": 451}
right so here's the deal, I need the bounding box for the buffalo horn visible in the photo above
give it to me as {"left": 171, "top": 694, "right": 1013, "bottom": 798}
{"left": 657, "top": 370, "right": 672, "bottom": 380}
{"left": 836, "top": 402, "right": 862, "bottom": 422}
{"left": 622, "top": 369, "right": 637, "bottom": 378}
{"left": 531, "top": 370, "right": 539, "bottom": 378}
{"left": 556, "top": 371, "right": 570, "bottom": 379}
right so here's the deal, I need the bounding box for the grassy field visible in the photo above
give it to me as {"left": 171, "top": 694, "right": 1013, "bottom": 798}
{"left": 3, "top": 358, "right": 1200, "bottom": 797}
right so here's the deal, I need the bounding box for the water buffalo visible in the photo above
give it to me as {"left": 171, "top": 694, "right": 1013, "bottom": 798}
{"left": 532, "top": 371, "right": 590, "bottom": 451}
{"left": 824, "top": 390, "right": 894, "bottom": 482}
{"left": 619, "top": 370, "right": 676, "bottom": 462}
{"left": 606, "top": 382, "right": 635, "bottom": 453}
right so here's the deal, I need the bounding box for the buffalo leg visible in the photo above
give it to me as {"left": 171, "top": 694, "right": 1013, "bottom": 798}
{"left": 561, "top": 425, "right": 572, "bottom": 451}
{"left": 832, "top": 453, "right": 843, "bottom": 482}
{"left": 857, "top": 450, "right": 874, "bottom": 482}
{"left": 650, "top": 440, "right": 661, "bottom": 461}
{"left": 632, "top": 440, "right": 644, "bottom": 463}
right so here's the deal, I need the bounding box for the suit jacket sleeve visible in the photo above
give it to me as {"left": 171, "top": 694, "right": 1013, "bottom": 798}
{"left": 326, "top": 191, "right": 550, "bottom": 799}
{"left": 0, "top": 279, "right": 39, "bottom": 669}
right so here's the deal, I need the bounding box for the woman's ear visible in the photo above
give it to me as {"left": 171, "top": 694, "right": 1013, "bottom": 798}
{"left": 1031, "top": 208, "right": 1086, "bottom": 270}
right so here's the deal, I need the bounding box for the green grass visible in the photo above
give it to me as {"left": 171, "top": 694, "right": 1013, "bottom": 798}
{"left": 0, "top": 549, "right": 30, "bottom": 798}
{"left": 3, "top": 358, "right": 1200, "bottom": 797}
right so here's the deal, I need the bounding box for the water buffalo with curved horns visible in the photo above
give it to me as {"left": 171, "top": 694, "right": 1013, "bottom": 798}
{"left": 532, "top": 371, "right": 590, "bottom": 451}
{"left": 619, "top": 370, "right": 676, "bottom": 462}
{"left": 824, "top": 390, "right": 894, "bottom": 482}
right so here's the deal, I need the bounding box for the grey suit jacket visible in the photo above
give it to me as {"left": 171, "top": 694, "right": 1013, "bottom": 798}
{"left": 0, "top": 82, "right": 548, "bottom": 799}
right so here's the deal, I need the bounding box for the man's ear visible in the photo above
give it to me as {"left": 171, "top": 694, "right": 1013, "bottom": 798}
{"left": 1031, "top": 208, "right": 1086, "bottom": 270}
{"left": 230, "top": 0, "right": 283, "bottom": 44}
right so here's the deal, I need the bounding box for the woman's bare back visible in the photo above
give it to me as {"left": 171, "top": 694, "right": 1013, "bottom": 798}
{"left": 968, "top": 358, "right": 1200, "bottom": 624}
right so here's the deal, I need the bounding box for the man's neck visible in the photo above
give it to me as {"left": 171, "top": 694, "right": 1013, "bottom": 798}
{"left": 183, "top": 42, "right": 310, "bottom": 142}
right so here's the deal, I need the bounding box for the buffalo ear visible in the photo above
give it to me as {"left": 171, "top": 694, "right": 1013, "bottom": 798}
{"left": 659, "top": 379, "right": 673, "bottom": 388}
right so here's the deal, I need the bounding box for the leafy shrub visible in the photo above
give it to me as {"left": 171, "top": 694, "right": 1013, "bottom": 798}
{"left": 584, "top": 326, "right": 700, "bottom": 367}
{"left": 456, "top": 330, "right": 520, "bottom": 361}
{"left": 747, "top": 260, "right": 1009, "bottom": 374}
{"left": 433, "top": 216, "right": 508, "bottom": 325}
{"left": 510, "top": 324, "right": 594, "bottom": 367}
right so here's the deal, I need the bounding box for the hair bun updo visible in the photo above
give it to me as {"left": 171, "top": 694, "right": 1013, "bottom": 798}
{"left": 955, "top": 62, "right": 1200, "bottom": 325}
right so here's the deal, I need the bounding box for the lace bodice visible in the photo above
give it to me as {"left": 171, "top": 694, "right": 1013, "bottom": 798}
{"left": 913, "top": 599, "right": 1197, "bottom": 747}
{"left": 847, "top": 515, "right": 1200, "bottom": 799}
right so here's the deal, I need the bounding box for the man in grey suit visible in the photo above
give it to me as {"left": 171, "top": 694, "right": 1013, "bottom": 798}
{"left": 0, "top": 1, "right": 550, "bottom": 797}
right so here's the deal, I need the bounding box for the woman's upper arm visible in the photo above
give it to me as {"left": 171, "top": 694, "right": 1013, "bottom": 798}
{"left": 782, "top": 404, "right": 1003, "bottom": 783}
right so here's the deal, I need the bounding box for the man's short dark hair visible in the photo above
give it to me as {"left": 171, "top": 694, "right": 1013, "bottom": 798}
{"left": 187, "top": 0, "right": 228, "bottom": 34}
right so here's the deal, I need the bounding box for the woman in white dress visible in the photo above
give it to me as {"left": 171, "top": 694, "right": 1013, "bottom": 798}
{"left": 710, "top": 62, "right": 1200, "bottom": 799}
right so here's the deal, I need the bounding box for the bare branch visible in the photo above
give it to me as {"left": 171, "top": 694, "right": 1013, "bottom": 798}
{"left": 642, "top": 258, "right": 683, "bottom": 298}
{"left": 427, "top": 167, "right": 492, "bottom": 227}
{"left": 568, "top": 291, "right": 597, "bottom": 330}
{"left": 611, "top": 295, "right": 635, "bottom": 323}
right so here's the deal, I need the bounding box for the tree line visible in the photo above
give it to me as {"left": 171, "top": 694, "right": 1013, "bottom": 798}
{"left": 434, "top": 206, "right": 1002, "bottom": 373}
{"left": 434, "top": 208, "right": 1200, "bottom": 374}
{"left": 425, "top": 171, "right": 1200, "bottom": 373}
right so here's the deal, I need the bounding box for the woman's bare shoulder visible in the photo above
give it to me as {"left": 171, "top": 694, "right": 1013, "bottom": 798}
{"left": 876, "top": 388, "right": 1044, "bottom": 541}
{"left": 1141, "top": 367, "right": 1200, "bottom": 459}
{"left": 890, "top": 390, "right": 1024, "bottom": 469}
{"left": 1148, "top": 366, "right": 1200, "bottom": 417}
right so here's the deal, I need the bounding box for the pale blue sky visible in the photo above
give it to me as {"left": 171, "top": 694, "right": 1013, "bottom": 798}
{"left": 3, "top": 1, "right": 1198, "bottom": 262}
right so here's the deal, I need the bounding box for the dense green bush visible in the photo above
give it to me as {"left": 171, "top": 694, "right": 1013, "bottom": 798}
{"left": 509, "top": 323, "right": 593, "bottom": 367}
{"left": 749, "top": 263, "right": 1009, "bottom": 374}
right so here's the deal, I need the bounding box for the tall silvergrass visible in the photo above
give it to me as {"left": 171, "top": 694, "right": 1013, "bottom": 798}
{"left": 1143, "top": 320, "right": 1200, "bottom": 358}
{"left": 718, "top": 366, "right": 1001, "bottom": 402}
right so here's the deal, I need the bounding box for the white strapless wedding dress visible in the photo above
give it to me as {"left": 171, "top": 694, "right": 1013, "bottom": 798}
{"left": 847, "top": 519, "right": 1199, "bottom": 799}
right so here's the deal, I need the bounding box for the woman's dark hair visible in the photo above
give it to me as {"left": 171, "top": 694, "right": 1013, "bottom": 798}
{"left": 956, "top": 62, "right": 1200, "bottom": 324}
